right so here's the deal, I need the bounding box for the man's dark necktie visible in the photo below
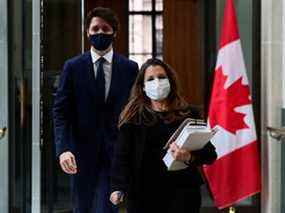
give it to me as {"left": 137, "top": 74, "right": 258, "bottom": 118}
{"left": 95, "top": 57, "right": 106, "bottom": 104}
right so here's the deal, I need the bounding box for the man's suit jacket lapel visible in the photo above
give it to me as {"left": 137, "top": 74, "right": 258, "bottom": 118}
{"left": 106, "top": 52, "right": 121, "bottom": 104}
{"left": 83, "top": 51, "right": 98, "bottom": 98}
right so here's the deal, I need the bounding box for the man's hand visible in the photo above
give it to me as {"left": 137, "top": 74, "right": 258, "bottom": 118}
{"left": 169, "top": 143, "right": 191, "bottom": 162}
{"left": 59, "top": 151, "right": 77, "bottom": 174}
{"left": 110, "top": 191, "right": 124, "bottom": 205}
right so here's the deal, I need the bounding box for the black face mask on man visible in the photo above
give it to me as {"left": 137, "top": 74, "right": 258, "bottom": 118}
{"left": 89, "top": 33, "right": 114, "bottom": 51}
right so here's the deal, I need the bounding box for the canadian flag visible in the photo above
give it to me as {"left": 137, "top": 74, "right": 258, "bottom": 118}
{"left": 203, "top": 0, "right": 261, "bottom": 209}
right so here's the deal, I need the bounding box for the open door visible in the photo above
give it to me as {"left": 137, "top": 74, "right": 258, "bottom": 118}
{"left": 39, "top": 0, "right": 84, "bottom": 212}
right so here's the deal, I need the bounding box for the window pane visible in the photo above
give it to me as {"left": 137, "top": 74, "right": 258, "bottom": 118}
{"left": 129, "top": 15, "right": 152, "bottom": 54}
{"left": 155, "top": 15, "right": 163, "bottom": 55}
{"left": 129, "top": 54, "right": 152, "bottom": 68}
{"left": 156, "top": 54, "right": 163, "bottom": 60}
{"left": 129, "top": 0, "right": 152, "bottom": 11}
{"left": 155, "top": 0, "right": 163, "bottom": 11}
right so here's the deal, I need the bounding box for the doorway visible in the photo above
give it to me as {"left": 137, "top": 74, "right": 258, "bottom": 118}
{"left": 40, "top": 0, "right": 83, "bottom": 212}
{"left": 39, "top": 0, "right": 261, "bottom": 212}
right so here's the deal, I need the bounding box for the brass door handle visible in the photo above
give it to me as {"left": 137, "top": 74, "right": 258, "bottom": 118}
{"left": 0, "top": 127, "right": 7, "bottom": 140}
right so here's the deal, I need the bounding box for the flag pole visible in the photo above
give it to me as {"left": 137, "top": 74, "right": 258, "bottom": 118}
{"left": 229, "top": 207, "right": 236, "bottom": 213}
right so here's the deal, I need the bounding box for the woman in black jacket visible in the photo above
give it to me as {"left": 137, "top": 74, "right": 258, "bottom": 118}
{"left": 110, "top": 58, "right": 217, "bottom": 213}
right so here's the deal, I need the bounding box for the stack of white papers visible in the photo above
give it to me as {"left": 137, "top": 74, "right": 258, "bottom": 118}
{"left": 163, "top": 118, "right": 218, "bottom": 171}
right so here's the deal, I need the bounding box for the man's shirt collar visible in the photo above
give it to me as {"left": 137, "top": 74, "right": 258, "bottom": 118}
{"left": 91, "top": 48, "right": 113, "bottom": 64}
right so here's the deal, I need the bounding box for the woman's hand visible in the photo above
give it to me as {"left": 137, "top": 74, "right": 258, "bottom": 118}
{"left": 110, "top": 191, "right": 124, "bottom": 205}
{"left": 169, "top": 143, "right": 191, "bottom": 162}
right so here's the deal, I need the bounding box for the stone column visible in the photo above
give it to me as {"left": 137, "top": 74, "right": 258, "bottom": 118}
{"left": 261, "top": 0, "right": 284, "bottom": 212}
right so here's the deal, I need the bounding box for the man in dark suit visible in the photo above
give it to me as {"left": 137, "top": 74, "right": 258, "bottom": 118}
{"left": 53, "top": 7, "right": 138, "bottom": 213}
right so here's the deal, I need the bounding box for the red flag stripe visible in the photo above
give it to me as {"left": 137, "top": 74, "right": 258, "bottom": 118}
{"left": 220, "top": 0, "right": 240, "bottom": 48}
{"left": 203, "top": 141, "right": 261, "bottom": 209}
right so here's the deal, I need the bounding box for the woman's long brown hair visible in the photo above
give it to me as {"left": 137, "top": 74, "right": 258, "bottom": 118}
{"left": 118, "top": 58, "right": 189, "bottom": 127}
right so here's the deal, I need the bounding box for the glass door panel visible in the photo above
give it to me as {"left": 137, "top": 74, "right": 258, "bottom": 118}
{"left": 41, "top": 0, "right": 83, "bottom": 212}
{"left": 0, "top": 0, "right": 9, "bottom": 212}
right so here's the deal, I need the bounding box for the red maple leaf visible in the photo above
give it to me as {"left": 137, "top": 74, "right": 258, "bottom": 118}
{"left": 209, "top": 67, "right": 252, "bottom": 134}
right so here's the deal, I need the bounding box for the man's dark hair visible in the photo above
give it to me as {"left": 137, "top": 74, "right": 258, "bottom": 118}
{"left": 85, "top": 7, "right": 119, "bottom": 33}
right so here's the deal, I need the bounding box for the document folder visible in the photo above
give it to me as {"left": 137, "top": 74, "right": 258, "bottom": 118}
{"left": 163, "top": 118, "right": 218, "bottom": 171}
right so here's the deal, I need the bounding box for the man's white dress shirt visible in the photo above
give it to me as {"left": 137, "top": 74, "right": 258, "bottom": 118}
{"left": 90, "top": 48, "right": 113, "bottom": 100}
